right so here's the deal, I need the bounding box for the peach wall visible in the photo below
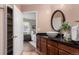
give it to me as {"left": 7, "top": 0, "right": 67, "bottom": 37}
{"left": 20, "top": 4, "right": 79, "bottom": 32}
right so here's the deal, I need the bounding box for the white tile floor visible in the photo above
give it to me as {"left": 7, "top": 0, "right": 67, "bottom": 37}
{"left": 22, "top": 42, "right": 38, "bottom": 55}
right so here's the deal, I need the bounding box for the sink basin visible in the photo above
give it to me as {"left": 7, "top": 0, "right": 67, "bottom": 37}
{"left": 47, "top": 32, "right": 59, "bottom": 38}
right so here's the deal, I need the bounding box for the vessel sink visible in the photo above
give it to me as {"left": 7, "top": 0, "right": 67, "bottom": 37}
{"left": 47, "top": 32, "right": 59, "bottom": 38}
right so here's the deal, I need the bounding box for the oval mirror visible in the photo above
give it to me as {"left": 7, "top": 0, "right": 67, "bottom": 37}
{"left": 51, "top": 10, "right": 65, "bottom": 32}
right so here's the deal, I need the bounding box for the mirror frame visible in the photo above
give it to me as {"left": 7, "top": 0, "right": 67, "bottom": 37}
{"left": 51, "top": 10, "right": 65, "bottom": 32}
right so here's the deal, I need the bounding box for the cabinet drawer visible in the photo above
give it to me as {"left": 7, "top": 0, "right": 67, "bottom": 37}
{"left": 47, "top": 40, "right": 58, "bottom": 47}
{"left": 58, "top": 44, "right": 74, "bottom": 54}
{"left": 41, "top": 42, "right": 47, "bottom": 55}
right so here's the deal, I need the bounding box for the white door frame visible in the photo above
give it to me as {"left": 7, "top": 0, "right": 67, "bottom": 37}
{"left": 4, "top": 5, "right": 14, "bottom": 55}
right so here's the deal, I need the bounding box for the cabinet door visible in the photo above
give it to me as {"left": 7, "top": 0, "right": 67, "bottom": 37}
{"left": 58, "top": 44, "right": 74, "bottom": 54}
{"left": 54, "top": 47, "right": 59, "bottom": 55}
{"left": 47, "top": 44, "right": 55, "bottom": 55}
{"left": 47, "top": 39, "right": 58, "bottom": 55}
{"left": 36, "top": 36, "right": 41, "bottom": 52}
{"left": 40, "top": 37, "right": 47, "bottom": 55}
{"left": 47, "top": 44, "right": 58, "bottom": 55}
{"left": 59, "top": 50, "right": 70, "bottom": 55}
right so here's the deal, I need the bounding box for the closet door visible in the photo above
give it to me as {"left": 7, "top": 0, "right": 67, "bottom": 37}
{"left": 7, "top": 6, "right": 13, "bottom": 55}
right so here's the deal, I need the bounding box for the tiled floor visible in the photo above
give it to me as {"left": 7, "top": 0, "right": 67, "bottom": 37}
{"left": 22, "top": 42, "right": 38, "bottom": 55}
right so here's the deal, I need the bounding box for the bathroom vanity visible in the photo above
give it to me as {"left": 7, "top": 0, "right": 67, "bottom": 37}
{"left": 36, "top": 33, "right": 79, "bottom": 55}
{"left": 35, "top": 10, "right": 79, "bottom": 55}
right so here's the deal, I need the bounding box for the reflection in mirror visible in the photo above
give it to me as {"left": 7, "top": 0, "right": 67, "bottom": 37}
{"left": 51, "top": 10, "right": 65, "bottom": 32}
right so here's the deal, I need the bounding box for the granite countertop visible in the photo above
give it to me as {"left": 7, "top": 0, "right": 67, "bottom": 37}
{"left": 37, "top": 33, "right": 79, "bottom": 48}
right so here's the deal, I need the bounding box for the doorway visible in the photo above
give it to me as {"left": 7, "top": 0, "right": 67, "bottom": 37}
{"left": 22, "top": 11, "right": 37, "bottom": 54}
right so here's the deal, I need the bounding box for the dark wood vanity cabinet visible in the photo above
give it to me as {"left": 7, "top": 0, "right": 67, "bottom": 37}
{"left": 36, "top": 36, "right": 58, "bottom": 55}
{"left": 36, "top": 35, "right": 79, "bottom": 55}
